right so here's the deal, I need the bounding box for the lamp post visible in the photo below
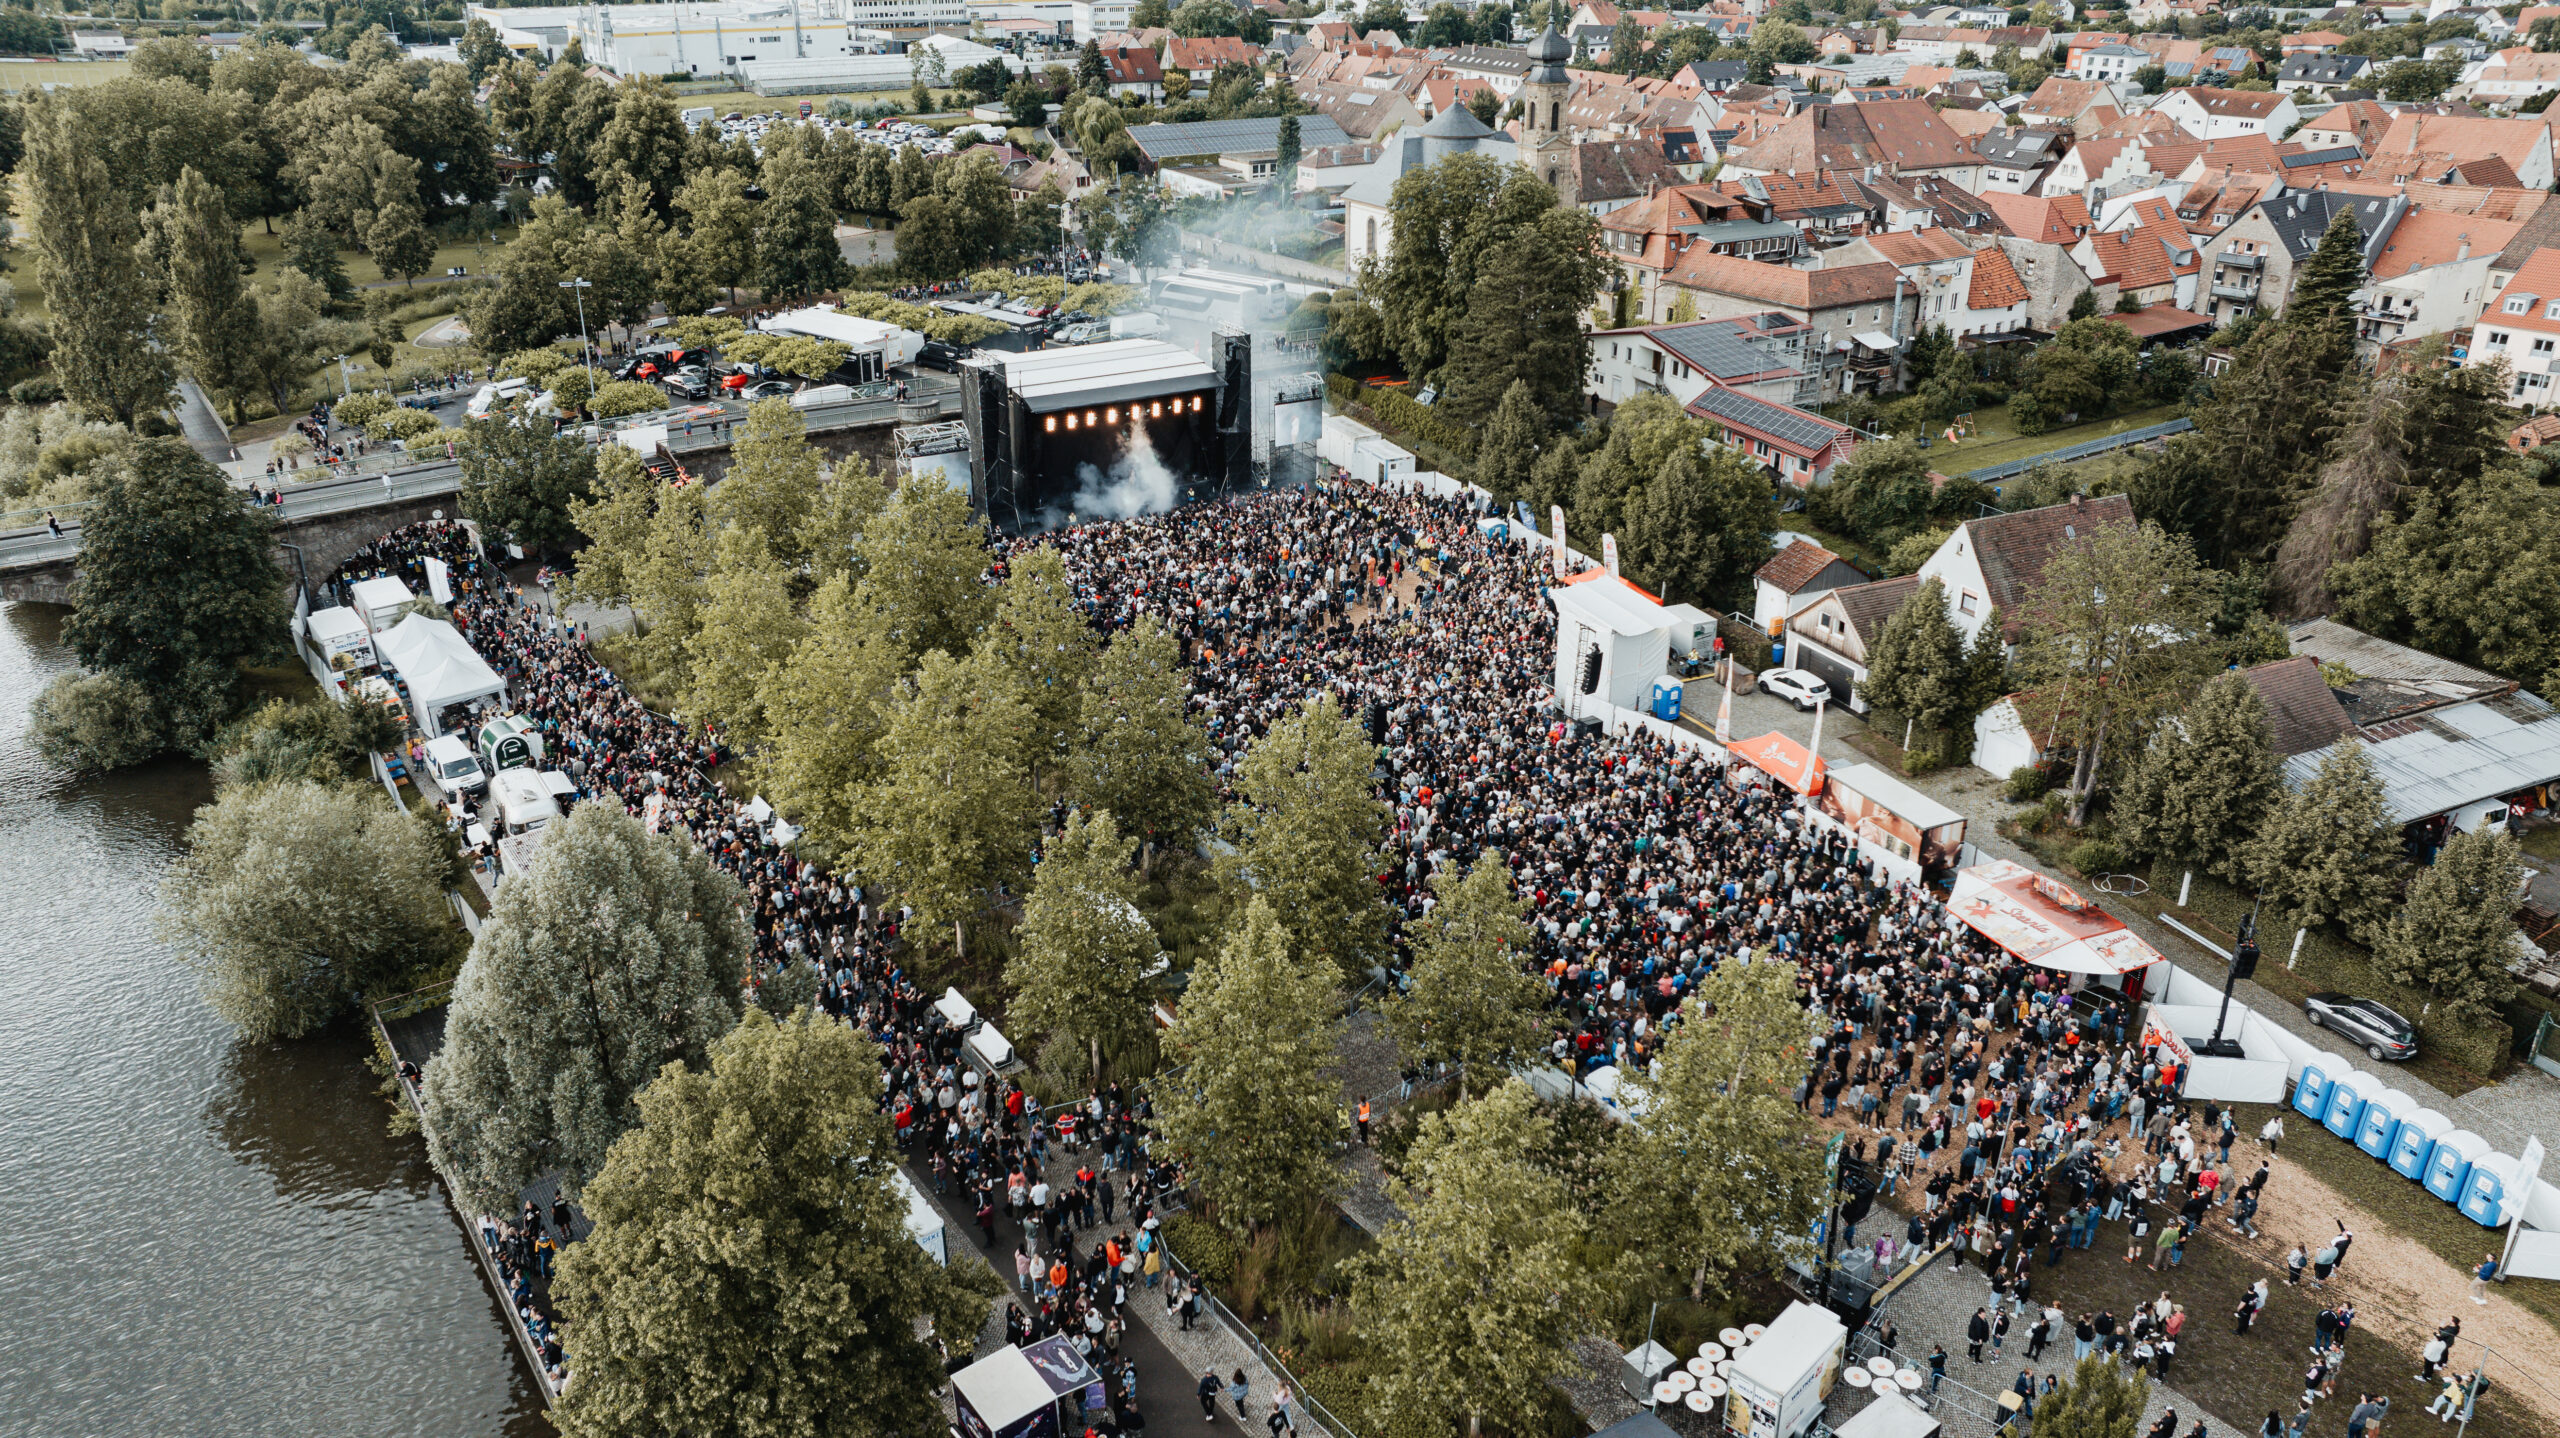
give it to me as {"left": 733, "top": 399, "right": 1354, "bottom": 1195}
{"left": 559, "top": 277, "right": 596, "bottom": 396}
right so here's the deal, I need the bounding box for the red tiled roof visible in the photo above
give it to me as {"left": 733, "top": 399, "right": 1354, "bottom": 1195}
{"left": 1967, "top": 245, "right": 2029, "bottom": 310}
{"left": 1980, "top": 191, "right": 2093, "bottom": 246}
{"left": 1756, "top": 539, "right": 1847, "bottom": 593}
{"left": 1663, "top": 251, "right": 1906, "bottom": 309}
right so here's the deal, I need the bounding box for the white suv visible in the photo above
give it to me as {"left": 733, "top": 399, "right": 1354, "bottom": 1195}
{"left": 1758, "top": 668, "right": 1833, "bottom": 711}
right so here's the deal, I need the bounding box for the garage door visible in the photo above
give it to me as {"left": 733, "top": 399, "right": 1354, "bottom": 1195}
{"left": 1791, "top": 644, "right": 1860, "bottom": 710}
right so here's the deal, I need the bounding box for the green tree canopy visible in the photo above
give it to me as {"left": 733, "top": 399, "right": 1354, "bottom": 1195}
{"left": 2379, "top": 825, "right": 2524, "bottom": 1029}
{"left": 848, "top": 645, "right": 1042, "bottom": 938}
{"left": 2114, "top": 669, "right": 2283, "bottom": 884}
{"left": 1217, "top": 691, "right": 1390, "bottom": 980}
{"left": 455, "top": 413, "right": 599, "bottom": 556}
{"left": 1619, "top": 440, "right": 1778, "bottom": 608}
{"left": 1007, "top": 808, "right": 1162, "bottom": 1080}
{"left": 1863, "top": 577, "right": 1969, "bottom": 742}
{"left": 421, "top": 804, "right": 751, "bottom": 1213}
{"left": 2249, "top": 735, "right": 2401, "bottom": 946}
{"left": 1380, "top": 857, "right": 1547, "bottom": 1086}
{"left": 24, "top": 98, "right": 171, "bottom": 425}
{"left": 553, "top": 1009, "right": 997, "bottom": 1438}
{"left": 2028, "top": 1354, "right": 2148, "bottom": 1438}
{"left": 1071, "top": 614, "right": 1216, "bottom": 854}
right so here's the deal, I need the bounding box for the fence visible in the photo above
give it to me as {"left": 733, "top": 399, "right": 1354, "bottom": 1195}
{"left": 1153, "top": 1242, "right": 1364, "bottom": 1438}
{"left": 1960, "top": 418, "right": 2194, "bottom": 484}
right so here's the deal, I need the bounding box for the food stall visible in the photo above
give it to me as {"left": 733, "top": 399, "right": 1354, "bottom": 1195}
{"left": 373, "top": 615, "right": 507, "bottom": 736}
{"left": 305, "top": 605, "right": 376, "bottom": 675}
{"left": 348, "top": 575, "right": 418, "bottom": 634}
{"left": 951, "top": 1337, "right": 1103, "bottom": 1438}
{"left": 1725, "top": 1301, "right": 1846, "bottom": 1438}
{"left": 1947, "top": 860, "right": 2165, "bottom": 1003}
{"left": 1812, "top": 762, "right": 1969, "bottom": 886}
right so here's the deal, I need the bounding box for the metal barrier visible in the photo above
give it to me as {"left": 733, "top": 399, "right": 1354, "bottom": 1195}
{"left": 1155, "top": 1242, "right": 1363, "bottom": 1438}
{"left": 1961, "top": 419, "right": 2195, "bottom": 484}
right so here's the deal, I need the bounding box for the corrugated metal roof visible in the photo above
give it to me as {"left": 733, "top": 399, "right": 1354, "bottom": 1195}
{"left": 2284, "top": 691, "right": 2560, "bottom": 824}
{"left": 1128, "top": 115, "right": 1349, "bottom": 160}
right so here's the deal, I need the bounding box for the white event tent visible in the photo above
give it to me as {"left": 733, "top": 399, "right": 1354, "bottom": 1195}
{"left": 373, "top": 615, "right": 506, "bottom": 734}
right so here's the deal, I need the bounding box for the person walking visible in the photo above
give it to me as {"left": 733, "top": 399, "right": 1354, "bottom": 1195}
{"left": 1928, "top": 1344, "right": 1948, "bottom": 1395}
{"left": 2287, "top": 1244, "right": 2311, "bottom": 1287}
{"left": 2472, "top": 1254, "right": 2497, "bottom": 1304}
{"left": 2235, "top": 1290, "right": 2259, "bottom": 1336}
{"left": 2028, "top": 1309, "right": 2053, "bottom": 1361}
{"left": 1198, "top": 1370, "right": 1223, "bottom": 1423}
{"left": 1228, "top": 1370, "right": 1251, "bottom": 1421}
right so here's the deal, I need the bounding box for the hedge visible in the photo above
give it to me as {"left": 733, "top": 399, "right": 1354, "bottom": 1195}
{"left": 1159, "top": 1210, "right": 1236, "bottom": 1288}
{"left": 1325, "top": 373, "right": 1476, "bottom": 460}
{"left": 2142, "top": 860, "right": 2512, "bottom": 1076}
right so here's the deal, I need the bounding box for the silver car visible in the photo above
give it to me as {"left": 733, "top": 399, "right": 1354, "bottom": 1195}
{"left": 2305, "top": 992, "right": 2418, "bottom": 1062}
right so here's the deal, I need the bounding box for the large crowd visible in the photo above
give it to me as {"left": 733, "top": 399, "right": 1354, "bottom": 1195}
{"left": 326, "top": 473, "right": 2477, "bottom": 1435}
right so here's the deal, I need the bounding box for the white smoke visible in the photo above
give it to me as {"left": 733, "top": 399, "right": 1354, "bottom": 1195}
{"left": 1063, "top": 421, "right": 1182, "bottom": 522}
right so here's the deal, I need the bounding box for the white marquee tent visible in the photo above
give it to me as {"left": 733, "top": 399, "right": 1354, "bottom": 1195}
{"left": 373, "top": 615, "right": 506, "bottom": 734}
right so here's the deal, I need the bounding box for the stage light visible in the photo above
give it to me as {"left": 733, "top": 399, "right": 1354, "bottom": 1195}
{"left": 1045, "top": 415, "right": 1057, "bottom": 433}
{"left": 1106, "top": 407, "right": 1118, "bottom": 424}
{"left": 1085, "top": 409, "right": 1098, "bottom": 427}
{"left": 1065, "top": 412, "right": 1077, "bottom": 430}
{"left": 1150, "top": 401, "right": 1163, "bottom": 418}
{"left": 1192, "top": 395, "right": 1204, "bottom": 413}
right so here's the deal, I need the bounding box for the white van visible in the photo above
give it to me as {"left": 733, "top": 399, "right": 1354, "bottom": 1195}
{"left": 1108, "top": 313, "right": 1167, "bottom": 341}
{"left": 490, "top": 768, "right": 562, "bottom": 836}
{"left": 466, "top": 378, "right": 534, "bottom": 418}
{"left": 423, "top": 734, "right": 490, "bottom": 800}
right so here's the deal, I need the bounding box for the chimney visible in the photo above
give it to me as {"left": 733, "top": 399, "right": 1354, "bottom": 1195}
{"left": 2458, "top": 235, "right": 2471, "bottom": 262}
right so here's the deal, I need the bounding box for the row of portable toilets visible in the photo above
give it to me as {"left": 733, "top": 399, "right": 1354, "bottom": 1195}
{"left": 2293, "top": 1060, "right": 2520, "bottom": 1227}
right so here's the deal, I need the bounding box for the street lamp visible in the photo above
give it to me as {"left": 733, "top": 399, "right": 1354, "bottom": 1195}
{"left": 559, "top": 277, "right": 596, "bottom": 396}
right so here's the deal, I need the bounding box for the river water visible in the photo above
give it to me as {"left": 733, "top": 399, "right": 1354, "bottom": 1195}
{"left": 0, "top": 604, "right": 548, "bottom": 1438}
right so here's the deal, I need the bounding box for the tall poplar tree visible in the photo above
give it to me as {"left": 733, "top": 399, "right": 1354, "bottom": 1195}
{"left": 1218, "top": 692, "right": 1391, "bottom": 981}
{"left": 1380, "top": 857, "right": 1546, "bottom": 1087}
{"left": 139, "top": 166, "right": 259, "bottom": 417}
{"left": 1072, "top": 614, "right": 1216, "bottom": 857}
{"left": 1008, "top": 809, "right": 1162, "bottom": 1080}
{"left": 848, "top": 646, "right": 1041, "bottom": 938}
{"left": 25, "top": 100, "right": 170, "bottom": 424}
{"left": 1862, "top": 578, "right": 1968, "bottom": 746}
{"left": 1151, "top": 897, "right": 1344, "bottom": 1234}
{"left": 985, "top": 546, "right": 1101, "bottom": 784}
{"left": 421, "top": 805, "right": 751, "bottom": 1213}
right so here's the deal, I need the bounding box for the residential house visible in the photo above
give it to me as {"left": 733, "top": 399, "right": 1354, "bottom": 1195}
{"left": 2463, "top": 247, "right": 2560, "bottom": 406}
{"left": 2071, "top": 42, "right": 2149, "bottom": 83}
{"left": 1586, "top": 312, "right": 1820, "bottom": 413}
{"left": 1557, "top": 139, "right": 1690, "bottom": 218}
{"left": 2355, "top": 207, "right": 2518, "bottom": 351}
{"left": 1862, "top": 173, "right": 2009, "bottom": 236}
{"left": 1722, "top": 169, "right": 1877, "bottom": 249}
{"left": 2038, "top": 136, "right": 2152, "bottom": 200}
{"left": 2279, "top": 29, "right": 2351, "bottom": 54}
{"left": 2275, "top": 52, "right": 2372, "bottom": 97}
{"left": 1441, "top": 46, "right": 1534, "bottom": 97}
{"left": 2069, "top": 206, "right": 2204, "bottom": 310}
{"left": 1097, "top": 43, "right": 1163, "bottom": 101}
{"left": 2020, "top": 75, "right": 2123, "bottom": 128}
{"left": 1753, "top": 540, "right": 1867, "bottom": 628}
{"left": 2373, "top": 112, "right": 2556, "bottom": 190}
{"left": 2152, "top": 86, "right": 2301, "bottom": 141}
{"left": 1973, "top": 128, "right": 2066, "bottom": 194}
{"left": 2293, "top": 97, "right": 2395, "bottom": 153}
{"left": 1780, "top": 574, "right": 1916, "bottom": 710}
{"left": 1164, "top": 35, "right": 1261, "bottom": 85}
{"left": 2469, "top": 46, "right": 2560, "bottom": 104}
{"left": 1655, "top": 250, "right": 1919, "bottom": 394}
{"left": 1825, "top": 227, "right": 2032, "bottom": 339}
{"left": 1598, "top": 182, "right": 1795, "bottom": 321}
{"left": 1913, "top": 493, "right": 2139, "bottom": 650}
{"left": 1716, "top": 98, "right": 1987, "bottom": 189}
{"left": 1978, "top": 192, "right": 2104, "bottom": 325}
{"left": 1686, "top": 385, "right": 1864, "bottom": 488}
{"left": 1974, "top": 653, "right": 2354, "bottom": 779}
{"left": 2200, "top": 188, "right": 2407, "bottom": 325}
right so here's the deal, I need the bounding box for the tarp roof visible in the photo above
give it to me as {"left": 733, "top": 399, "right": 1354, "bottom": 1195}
{"left": 1828, "top": 761, "right": 1967, "bottom": 830}
{"left": 2284, "top": 691, "right": 2560, "bottom": 825}
{"left": 764, "top": 306, "right": 917, "bottom": 350}
{"left": 1731, "top": 731, "right": 1827, "bottom": 795}
{"left": 985, "top": 339, "right": 1220, "bottom": 414}
{"left": 950, "top": 1348, "right": 1055, "bottom": 1431}
{"left": 307, "top": 605, "right": 368, "bottom": 644}
{"left": 1948, "top": 859, "right": 2163, "bottom": 974}
{"left": 1836, "top": 1391, "right": 1943, "bottom": 1438}
{"left": 373, "top": 614, "right": 506, "bottom": 718}
{"left": 349, "top": 575, "right": 414, "bottom": 613}
{"left": 1549, "top": 571, "right": 1670, "bottom": 637}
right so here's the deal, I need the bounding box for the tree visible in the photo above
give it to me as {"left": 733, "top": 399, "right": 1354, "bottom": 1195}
{"left": 594, "top": 79, "right": 690, "bottom": 218}
{"left": 1350, "top": 154, "right": 1578, "bottom": 398}
{"left": 848, "top": 646, "right": 1041, "bottom": 939}
{"left": 1620, "top": 442, "right": 1778, "bottom": 609}
{"left": 1473, "top": 378, "right": 1546, "bottom": 506}
{"left": 1151, "top": 896, "right": 1344, "bottom": 1234}
{"left": 2379, "top": 57, "right": 2456, "bottom": 102}
{"left": 676, "top": 167, "right": 759, "bottom": 307}
{"left": 856, "top": 480, "right": 996, "bottom": 663}
{"left": 2113, "top": 670, "right": 2282, "bottom": 884}
{"left": 710, "top": 398, "right": 828, "bottom": 570}
{"left": 2250, "top": 736, "right": 2400, "bottom": 946}
{"left": 28, "top": 671, "right": 165, "bottom": 771}
{"left": 2029, "top": 1355, "right": 2148, "bottom": 1438}
{"left": 2135, "top": 316, "right": 2355, "bottom": 571}
{"left": 1349, "top": 1081, "right": 1599, "bottom": 1438}
{"left": 62, "top": 438, "right": 283, "bottom": 738}
{"left": 1174, "top": 0, "right": 1242, "bottom": 34}
{"left": 2291, "top": 208, "right": 2367, "bottom": 333}
{"left": 139, "top": 167, "right": 260, "bottom": 419}
{"left": 420, "top": 804, "right": 750, "bottom": 1214}
{"left": 1072, "top": 614, "right": 1216, "bottom": 855}
{"left": 1561, "top": 393, "right": 1700, "bottom": 546}
{"left": 756, "top": 575, "right": 909, "bottom": 858}
{"left": 1218, "top": 692, "right": 1390, "bottom": 981}
{"left": 681, "top": 532, "right": 807, "bottom": 744}
{"left": 756, "top": 173, "right": 850, "bottom": 299}
{"left": 24, "top": 100, "right": 170, "bottom": 425}
{"left": 1607, "top": 960, "right": 1825, "bottom": 1300}
{"left": 2013, "top": 519, "right": 2223, "bottom": 825}
{"left": 364, "top": 155, "right": 437, "bottom": 286}
{"left": 159, "top": 779, "right": 459, "bottom": 1044}
{"left": 1380, "top": 858, "right": 1546, "bottom": 1086}
{"left": 1864, "top": 577, "right": 1969, "bottom": 745}
{"left": 2330, "top": 471, "right": 2560, "bottom": 697}
{"left": 1276, "top": 113, "right": 1302, "bottom": 191}
{"left": 985, "top": 546, "right": 1100, "bottom": 783}
{"left": 454, "top": 414, "right": 598, "bottom": 556}
{"left": 552, "top": 1010, "right": 993, "bottom": 1438}
{"left": 2379, "top": 826, "right": 2525, "bottom": 1029}
{"left": 281, "top": 209, "right": 352, "bottom": 302}
{"left": 1131, "top": 0, "right": 1174, "bottom": 27}
{"left": 458, "top": 18, "right": 508, "bottom": 82}
{"left": 1008, "top": 809, "right": 1161, "bottom": 1080}
{"left": 1437, "top": 204, "right": 1610, "bottom": 429}
{"left": 1746, "top": 19, "right": 1817, "bottom": 78}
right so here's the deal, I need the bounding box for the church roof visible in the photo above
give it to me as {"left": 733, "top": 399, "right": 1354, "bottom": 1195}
{"left": 1421, "top": 103, "right": 1495, "bottom": 140}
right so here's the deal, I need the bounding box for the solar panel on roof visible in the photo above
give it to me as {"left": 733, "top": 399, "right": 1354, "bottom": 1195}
{"left": 1689, "top": 387, "right": 1844, "bottom": 452}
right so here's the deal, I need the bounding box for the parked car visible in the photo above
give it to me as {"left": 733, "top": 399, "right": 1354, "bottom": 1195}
{"left": 2304, "top": 993, "right": 2417, "bottom": 1062}
{"left": 1756, "top": 667, "right": 1832, "bottom": 711}
{"left": 662, "top": 371, "right": 712, "bottom": 401}
{"left": 915, "top": 339, "right": 973, "bottom": 372}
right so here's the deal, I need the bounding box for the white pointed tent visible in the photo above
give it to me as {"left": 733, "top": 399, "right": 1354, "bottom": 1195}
{"left": 372, "top": 614, "right": 506, "bottom": 734}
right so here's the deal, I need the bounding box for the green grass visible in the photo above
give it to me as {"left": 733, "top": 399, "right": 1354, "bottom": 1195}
{"left": 2519, "top": 824, "right": 2560, "bottom": 861}
{"left": 0, "top": 58, "right": 134, "bottom": 89}
{"left": 1928, "top": 401, "right": 2184, "bottom": 476}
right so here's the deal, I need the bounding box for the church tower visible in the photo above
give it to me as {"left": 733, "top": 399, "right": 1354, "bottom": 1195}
{"left": 1518, "top": 24, "right": 1578, "bottom": 205}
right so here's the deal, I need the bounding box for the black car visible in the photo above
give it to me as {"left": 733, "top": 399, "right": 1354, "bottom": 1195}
{"left": 2304, "top": 992, "right": 2418, "bottom": 1062}
{"left": 662, "top": 373, "right": 712, "bottom": 401}
{"left": 914, "top": 339, "right": 973, "bottom": 372}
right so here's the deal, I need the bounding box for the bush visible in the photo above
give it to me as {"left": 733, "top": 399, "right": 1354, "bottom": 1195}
{"left": 365, "top": 407, "right": 440, "bottom": 441}
{"left": 1355, "top": 380, "right": 1476, "bottom": 458}
{"left": 29, "top": 670, "right": 166, "bottom": 771}
{"left": 1902, "top": 746, "right": 1945, "bottom": 777}
{"left": 496, "top": 345, "right": 579, "bottom": 382}
{"left": 588, "top": 380, "right": 668, "bottom": 418}
{"left": 2066, "top": 838, "right": 2121, "bottom": 875}
{"left": 330, "top": 391, "right": 396, "bottom": 431}
{"left": 2005, "top": 763, "right": 2054, "bottom": 802}
{"left": 1160, "top": 1210, "right": 1236, "bottom": 1287}
{"left": 10, "top": 377, "right": 63, "bottom": 406}
{"left": 2011, "top": 392, "right": 2048, "bottom": 436}
{"left": 134, "top": 413, "right": 180, "bottom": 438}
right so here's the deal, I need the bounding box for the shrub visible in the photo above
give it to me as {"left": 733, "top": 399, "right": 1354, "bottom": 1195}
{"left": 29, "top": 670, "right": 166, "bottom": 771}
{"left": 1356, "top": 380, "right": 1475, "bottom": 459}
{"left": 2067, "top": 839, "right": 2121, "bottom": 875}
{"left": 496, "top": 345, "right": 578, "bottom": 382}
{"left": 2011, "top": 391, "right": 2048, "bottom": 436}
{"left": 10, "top": 377, "right": 62, "bottom": 406}
{"left": 330, "top": 390, "right": 396, "bottom": 431}
{"left": 1901, "top": 746, "right": 1944, "bottom": 777}
{"left": 588, "top": 380, "right": 668, "bottom": 418}
{"left": 2005, "top": 763, "right": 2053, "bottom": 802}
{"left": 365, "top": 407, "right": 440, "bottom": 441}
{"left": 134, "top": 412, "right": 180, "bottom": 438}
{"left": 1160, "top": 1210, "right": 1236, "bottom": 1287}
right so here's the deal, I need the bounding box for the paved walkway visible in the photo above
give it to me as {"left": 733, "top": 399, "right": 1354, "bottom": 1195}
{"left": 173, "top": 376, "right": 234, "bottom": 466}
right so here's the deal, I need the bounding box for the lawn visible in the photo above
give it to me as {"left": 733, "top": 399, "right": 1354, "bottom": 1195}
{"left": 1923, "top": 401, "right": 2184, "bottom": 478}
{"left": 0, "top": 58, "right": 133, "bottom": 88}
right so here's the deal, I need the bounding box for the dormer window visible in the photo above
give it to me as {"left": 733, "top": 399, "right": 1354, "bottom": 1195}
{"left": 2546, "top": 301, "right": 2560, "bottom": 320}
{"left": 2507, "top": 294, "right": 2535, "bottom": 314}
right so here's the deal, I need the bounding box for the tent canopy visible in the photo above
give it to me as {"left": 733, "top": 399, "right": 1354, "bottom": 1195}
{"left": 374, "top": 614, "right": 506, "bottom": 730}
{"left": 349, "top": 575, "right": 414, "bottom": 617}
{"left": 1836, "top": 1392, "right": 1941, "bottom": 1438}
{"left": 950, "top": 1348, "right": 1055, "bottom": 1432}
{"left": 1949, "top": 859, "right": 2163, "bottom": 975}
{"left": 1732, "top": 731, "right": 1827, "bottom": 795}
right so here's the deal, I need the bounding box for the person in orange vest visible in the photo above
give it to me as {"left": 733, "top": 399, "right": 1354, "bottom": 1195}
{"left": 1356, "top": 1096, "right": 1372, "bottom": 1146}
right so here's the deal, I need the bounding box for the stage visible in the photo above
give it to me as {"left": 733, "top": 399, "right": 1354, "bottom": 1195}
{"left": 960, "top": 335, "right": 1256, "bottom": 531}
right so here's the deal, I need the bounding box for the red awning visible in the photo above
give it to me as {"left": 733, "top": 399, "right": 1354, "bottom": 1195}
{"left": 1948, "top": 860, "right": 2164, "bottom": 974}
{"left": 1730, "top": 731, "right": 1826, "bottom": 795}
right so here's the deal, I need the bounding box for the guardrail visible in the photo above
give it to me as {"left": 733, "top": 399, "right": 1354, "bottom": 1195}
{"left": 1154, "top": 1242, "right": 1363, "bottom": 1438}
{"left": 1960, "top": 418, "right": 2193, "bottom": 484}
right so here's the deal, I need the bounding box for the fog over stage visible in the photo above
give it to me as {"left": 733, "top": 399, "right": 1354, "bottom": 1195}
{"left": 960, "top": 336, "right": 1255, "bottom": 532}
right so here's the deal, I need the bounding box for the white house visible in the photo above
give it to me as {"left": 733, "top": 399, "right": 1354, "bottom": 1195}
{"left": 1753, "top": 539, "right": 1867, "bottom": 629}
{"left": 1914, "top": 493, "right": 2138, "bottom": 650}
{"left": 2465, "top": 247, "right": 2560, "bottom": 407}
{"left": 2070, "top": 43, "right": 2147, "bottom": 83}
{"left": 2150, "top": 86, "right": 2300, "bottom": 141}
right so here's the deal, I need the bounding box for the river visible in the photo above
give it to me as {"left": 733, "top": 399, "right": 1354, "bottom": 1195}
{"left": 0, "top": 603, "right": 548, "bottom": 1438}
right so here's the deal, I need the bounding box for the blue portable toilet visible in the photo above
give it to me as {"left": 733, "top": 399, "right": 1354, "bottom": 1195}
{"left": 2457, "top": 1153, "right": 2521, "bottom": 1228}
{"left": 2389, "top": 1109, "right": 2452, "bottom": 1180}
{"left": 2425, "top": 1130, "right": 2491, "bottom": 1203}
{"left": 2293, "top": 1058, "right": 2334, "bottom": 1120}
{"left": 2355, "top": 1088, "right": 2412, "bottom": 1159}
{"left": 2322, "top": 1067, "right": 2370, "bottom": 1138}
{"left": 1651, "top": 676, "right": 1684, "bottom": 723}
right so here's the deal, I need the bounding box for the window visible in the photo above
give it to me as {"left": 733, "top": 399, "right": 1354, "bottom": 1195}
{"left": 1959, "top": 591, "right": 1980, "bottom": 616}
{"left": 2537, "top": 339, "right": 2555, "bottom": 355}
{"left": 2530, "top": 373, "right": 2553, "bottom": 390}
{"left": 2507, "top": 296, "right": 2533, "bottom": 314}
{"left": 2490, "top": 330, "right": 2512, "bottom": 346}
{"left": 2548, "top": 301, "right": 2560, "bottom": 320}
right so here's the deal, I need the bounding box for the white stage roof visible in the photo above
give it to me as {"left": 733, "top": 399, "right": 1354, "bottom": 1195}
{"left": 987, "top": 339, "right": 1220, "bottom": 414}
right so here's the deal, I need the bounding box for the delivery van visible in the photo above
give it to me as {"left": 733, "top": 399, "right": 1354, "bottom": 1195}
{"left": 423, "top": 734, "right": 490, "bottom": 801}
